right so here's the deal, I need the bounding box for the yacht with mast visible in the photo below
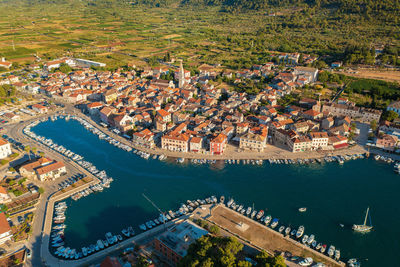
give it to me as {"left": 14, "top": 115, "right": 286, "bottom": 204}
{"left": 352, "top": 207, "right": 373, "bottom": 232}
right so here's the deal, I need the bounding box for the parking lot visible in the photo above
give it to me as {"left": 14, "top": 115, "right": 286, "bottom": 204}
{"left": 57, "top": 173, "right": 86, "bottom": 191}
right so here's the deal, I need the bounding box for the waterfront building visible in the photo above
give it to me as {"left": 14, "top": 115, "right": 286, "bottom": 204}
{"left": 35, "top": 161, "right": 66, "bottom": 181}
{"left": 161, "top": 133, "right": 190, "bottom": 152}
{"left": 0, "top": 213, "right": 12, "bottom": 245}
{"left": 19, "top": 157, "right": 54, "bottom": 178}
{"left": 132, "top": 128, "right": 155, "bottom": 148}
{"left": 210, "top": 133, "right": 227, "bottom": 155}
{"left": 0, "top": 138, "right": 11, "bottom": 159}
{"left": 239, "top": 127, "right": 268, "bottom": 152}
{"left": 189, "top": 137, "right": 203, "bottom": 152}
{"left": 309, "top": 132, "right": 329, "bottom": 150}
{"left": 376, "top": 134, "right": 398, "bottom": 151}
{"left": 288, "top": 136, "right": 312, "bottom": 152}
{"left": 153, "top": 220, "right": 208, "bottom": 266}
{"left": 31, "top": 104, "right": 48, "bottom": 114}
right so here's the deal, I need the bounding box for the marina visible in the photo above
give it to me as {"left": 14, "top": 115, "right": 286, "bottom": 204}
{"left": 29, "top": 117, "right": 400, "bottom": 267}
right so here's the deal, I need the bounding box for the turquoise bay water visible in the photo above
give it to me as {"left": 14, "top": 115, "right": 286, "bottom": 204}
{"left": 33, "top": 119, "right": 400, "bottom": 266}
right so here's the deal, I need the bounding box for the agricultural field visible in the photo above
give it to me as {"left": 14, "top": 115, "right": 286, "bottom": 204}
{"left": 0, "top": 0, "right": 398, "bottom": 70}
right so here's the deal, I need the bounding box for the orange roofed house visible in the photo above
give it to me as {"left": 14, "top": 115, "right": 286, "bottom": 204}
{"left": 161, "top": 133, "right": 190, "bottom": 152}
{"left": 35, "top": 161, "right": 67, "bottom": 181}
{"left": 210, "top": 133, "right": 227, "bottom": 155}
{"left": 0, "top": 213, "right": 12, "bottom": 245}
{"left": 31, "top": 104, "right": 48, "bottom": 114}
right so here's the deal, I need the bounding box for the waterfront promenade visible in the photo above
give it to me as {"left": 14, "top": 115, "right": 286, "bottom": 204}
{"left": 67, "top": 104, "right": 367, "bottom": 161}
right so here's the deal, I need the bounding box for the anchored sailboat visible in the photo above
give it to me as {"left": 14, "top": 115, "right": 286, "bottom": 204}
{"left": 352, "top": 207, "right": 373, "bottom": 232}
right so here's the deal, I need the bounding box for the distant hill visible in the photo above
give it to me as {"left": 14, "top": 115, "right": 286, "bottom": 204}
{"left": 135, "top": 0, "right": 399, "bottom": 18}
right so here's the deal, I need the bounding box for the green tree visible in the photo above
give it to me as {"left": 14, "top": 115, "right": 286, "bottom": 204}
{"left": 58, "top": 63, "right": 72, "bottom": 74}
{"left": 209, "top": 225, "right": 220, "bottom": 235}
{"left": 38, "top": 187, "right": 45, "bottom": 194}
{"left": 370, "top": 119, "right": 377, "bottom": 131}
{"left": 382, "top": 110, "right": 399, "bottom": 122}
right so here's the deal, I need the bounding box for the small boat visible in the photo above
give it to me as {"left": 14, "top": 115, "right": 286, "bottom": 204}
{"left": 296, "top": 226, "right": 305, "bottom": 238}
{"left": 320, "top": 244, "right": 327, "bottom": 253}
{"left": 311, "top": 240, "right": 317, "bottom": 248}
{"left": 299, "top": 257, "right": 313, "bottom": 266}
{"left": 264, "top": 215, "right": 271, "bottom": 225}
{"left": 122, "top": 228, "right": 130, "bottom": 237}
{"left": 347, "top": 258, "right": 361, "bottom": 267}
{"left": 307, "top": 234, "right": 315, "bottom": 245}
{"left": 256, "top": 210, "right": 264, "bottom": 220}
{"left": 315, "top": 243, "right": 322, "bottom": 250}
{"left": 278, "top": 226, "right": 285, "bottom": 233}
{"left": 334, "top": 249, "right": 340, "bottom": 261}
{"left": 353, "top": 207, "right": 373, "bottom": 232}
{"left": 270, "top": 218, "right": 279, "bottom": 229}
{"left": 298, "top": 207, "right": 307, "bottom": 212}
{"left": 246, "top": 207, "right": 252, "bottom": 216}
{"left": 302, "top": 235, "right": 309, "bottom": 244}
{"left": 327, "top": 245, "right": 335, "bottom": 257}
{"left": 285, "top": 227, "right": 291, "bottom": 236}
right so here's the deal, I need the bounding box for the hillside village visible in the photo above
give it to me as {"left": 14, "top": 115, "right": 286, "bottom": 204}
{"left": 0, "top": 56, "right": 386, "bottom": 156}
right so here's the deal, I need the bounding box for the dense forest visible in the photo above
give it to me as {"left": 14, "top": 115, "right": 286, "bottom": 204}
{"left": 137, "top": 0, "right": 400, "bottom": 16}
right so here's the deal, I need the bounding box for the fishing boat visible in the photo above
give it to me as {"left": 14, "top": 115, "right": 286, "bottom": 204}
{"left": 352, "top": 207, "right": 373, "bottom": 232}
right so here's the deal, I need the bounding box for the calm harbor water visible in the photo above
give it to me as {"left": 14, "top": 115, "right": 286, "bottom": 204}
{"left": 33, "top": 119, "right": 399, "bottom": 266}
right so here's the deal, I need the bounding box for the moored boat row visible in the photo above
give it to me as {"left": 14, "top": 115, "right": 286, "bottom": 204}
{"left": 223, "top": 197, "right": 348, "bottom": 264}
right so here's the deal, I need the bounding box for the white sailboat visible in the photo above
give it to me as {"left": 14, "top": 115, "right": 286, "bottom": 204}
{"left": 352, "top": 207, "right": 373, "bottom": 232}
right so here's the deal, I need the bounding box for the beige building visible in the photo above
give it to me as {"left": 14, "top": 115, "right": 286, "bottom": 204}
{"left": 309, "top": 132, "right": 329, "bottom": 150}
{"left": 35, "top": 161, "right": 67, "bottom": 181}
{"left": 288, "top": 136, "right": 312, "bottom": 152}
{"left": 239, "top": 131, "right": 267, "bottom": 152}
{"left": 322, "top": 103, "right": 381, "bottom": 123}
{"left": 161, "top": 133, "right": 189, "bottom": 152}
{"left": 189, "top": 137, "right": 203, "bottom": 152}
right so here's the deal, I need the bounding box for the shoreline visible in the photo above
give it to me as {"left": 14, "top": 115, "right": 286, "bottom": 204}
{"left": 69, "top": 110, "right": 369, "bottom": 161}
